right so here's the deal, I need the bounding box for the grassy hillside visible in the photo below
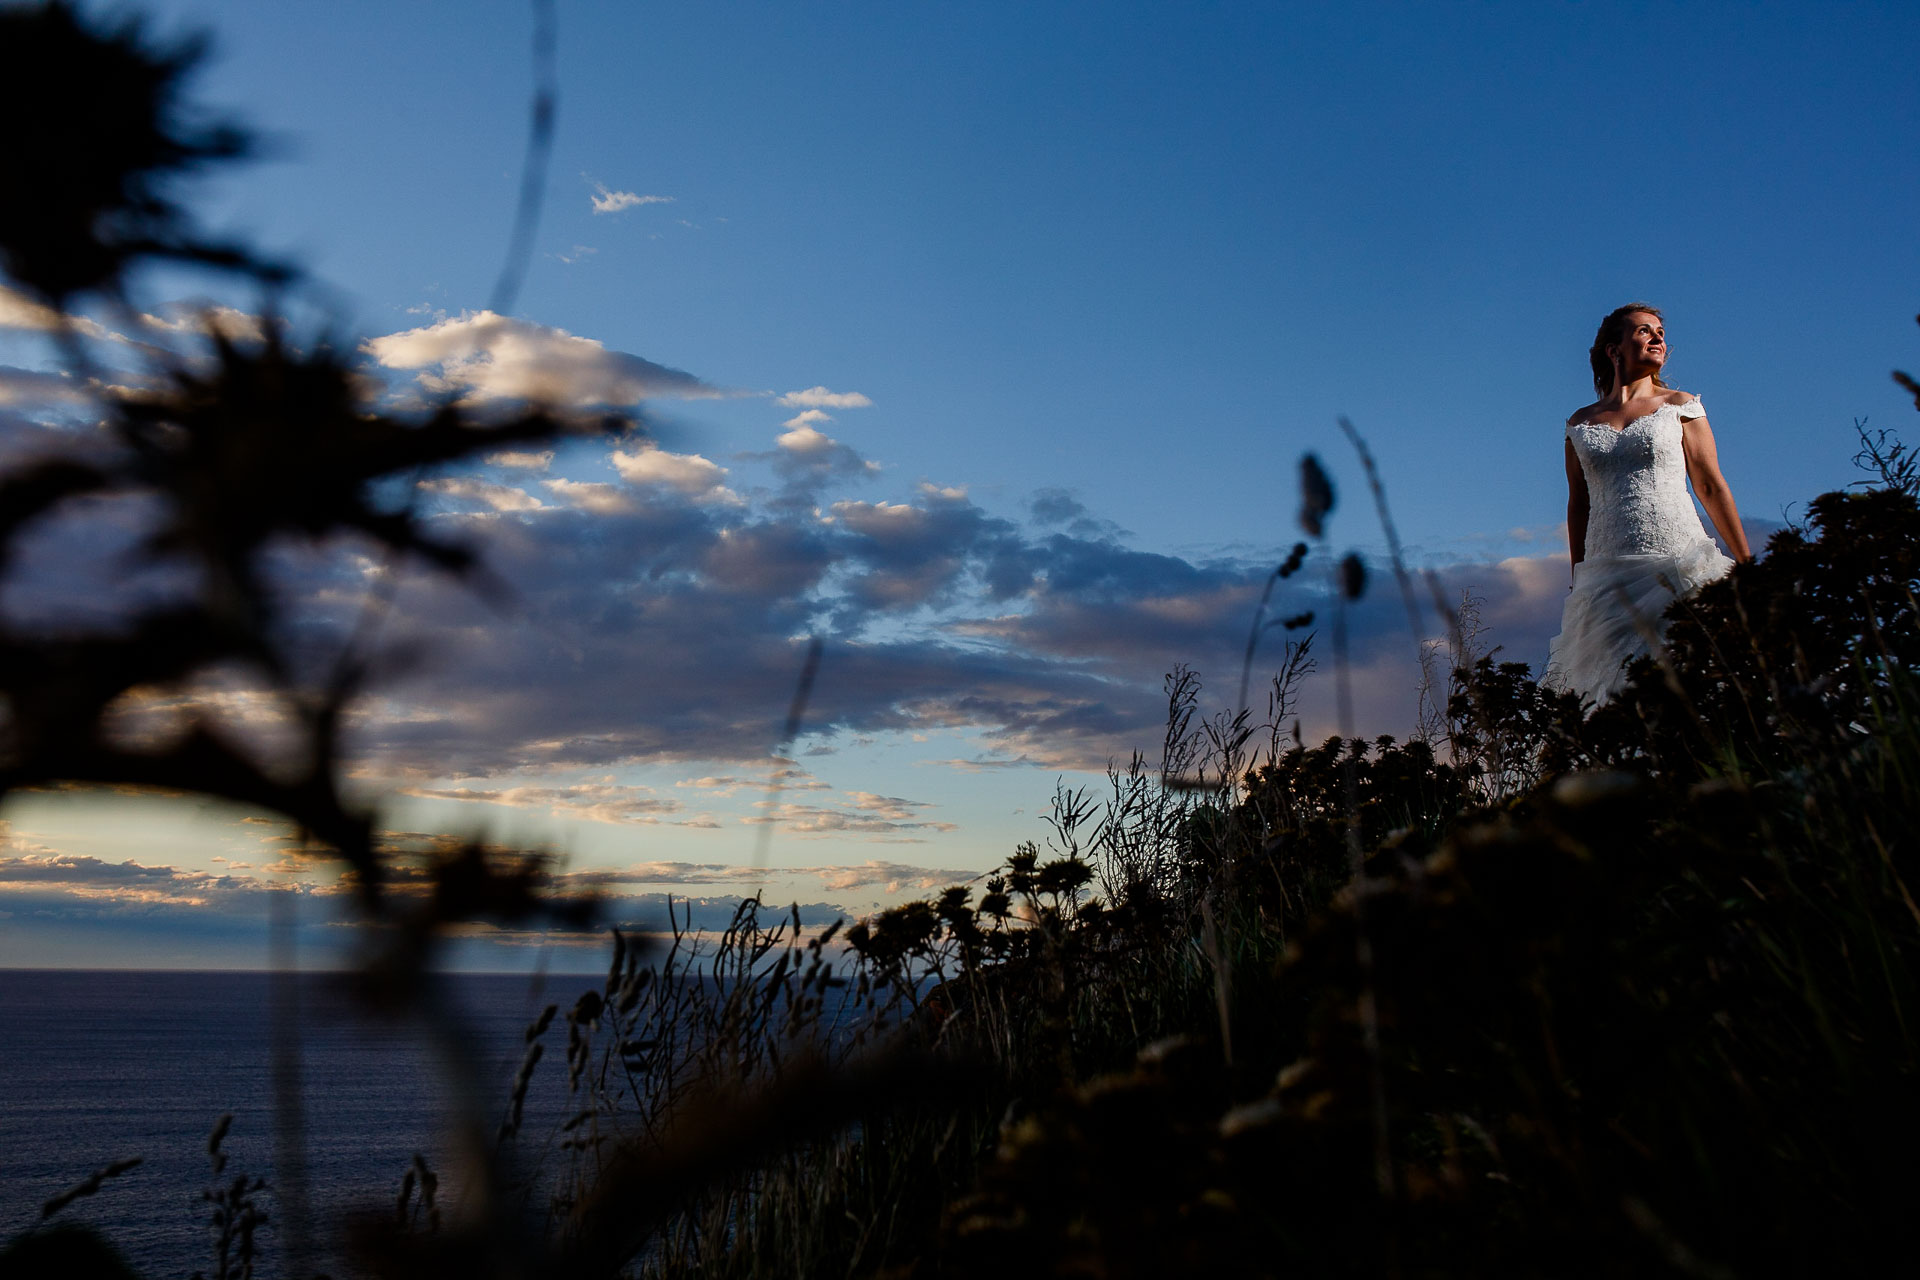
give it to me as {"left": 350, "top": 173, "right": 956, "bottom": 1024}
{"left": 594, "top": 444, "right": 1920, "bottom": 1279}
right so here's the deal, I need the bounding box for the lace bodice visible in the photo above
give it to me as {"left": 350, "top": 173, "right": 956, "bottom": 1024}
{"left": 1567, "top": 397, "right": 1713, "bottom": 559}
{"left": 1549, "top": 395, "right": 1734, "bottom": 705}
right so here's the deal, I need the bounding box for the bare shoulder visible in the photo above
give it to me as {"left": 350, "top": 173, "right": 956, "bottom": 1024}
{"left": 1662, "top": 387, "right": 1699, "bottom": 405}
{"left": 1565, "top": 400, "right": 1604, "bottom": 427}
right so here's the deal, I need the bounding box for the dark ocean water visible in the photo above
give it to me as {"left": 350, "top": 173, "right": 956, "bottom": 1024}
{"left": 0, "top": 969, "right": 595, "bottom": 1278}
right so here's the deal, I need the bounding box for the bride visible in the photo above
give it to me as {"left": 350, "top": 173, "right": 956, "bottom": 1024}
{"left": 1544, "top": 303, "right": 1752, "bottom": 706}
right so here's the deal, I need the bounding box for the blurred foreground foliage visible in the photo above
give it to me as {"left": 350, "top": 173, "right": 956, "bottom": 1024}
{"left": 4, "top": 3, "right": 1920, "bottom": 1278}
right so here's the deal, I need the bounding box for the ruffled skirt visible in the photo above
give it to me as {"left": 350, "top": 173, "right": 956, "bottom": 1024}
{"left": 1543, "top": 539, "right": 1733, "bottom": 707}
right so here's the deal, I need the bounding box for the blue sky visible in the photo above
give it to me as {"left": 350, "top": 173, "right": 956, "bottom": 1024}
{"left": 3, "top": 0, "right": 1917, "bottom": 968}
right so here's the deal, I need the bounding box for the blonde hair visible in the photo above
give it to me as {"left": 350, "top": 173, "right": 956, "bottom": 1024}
{"left": 1589, "top": 303, "right": 1670, "bottom": 397}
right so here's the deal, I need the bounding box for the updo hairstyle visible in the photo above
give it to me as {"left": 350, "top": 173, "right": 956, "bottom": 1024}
{"left": 1589, "top": 302, "right": 1670, "bottom": 397}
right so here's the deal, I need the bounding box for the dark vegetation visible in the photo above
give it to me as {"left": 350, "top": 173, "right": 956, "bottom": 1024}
{"left": 3, "top": 3, "right": 1919, "bottom": 1276}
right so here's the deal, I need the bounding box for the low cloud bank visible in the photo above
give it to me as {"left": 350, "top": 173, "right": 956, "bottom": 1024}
{"left": 0, "top": 841, "right": 962, "bottom": 968}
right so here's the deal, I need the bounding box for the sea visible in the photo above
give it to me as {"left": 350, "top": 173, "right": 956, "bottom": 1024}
{"left": 0, "top": 968, "right": 600, "bottom": 1278}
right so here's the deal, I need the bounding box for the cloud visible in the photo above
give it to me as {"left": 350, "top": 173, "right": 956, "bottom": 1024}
{"left": 0, "top": 284, "right": 120, "bottom": 341}
{"left": 418, "top": 476, "right": 549, "bottom": 512}
{"left": 562, "top": 858, "right": 974, "bottom": 892}
{"left": 1029, "top": 486, "right": 1126, "bottom": 540}
{"left": 0, "top": 366, "right": 86, "bottom": 406}
{"left": 541, "top": 477, "right": 634, "bottom": 513}
{"left": 568, "top": 861, "right": 743, "bottom": 884}
{"left": 674, "top": 775, "right": 755, "bottom": 795}
{"left": 0, "top": 844, "right": 864, "bottom": 968}
{"left": 139, "top": 303, "right": 264, "bottom": 343}
{"left": 0, "top": 851, "right": 280, "bottom": 907}
{"left": 312, "top": 465, "right": 1213, "bottom": 775}
{"left": 921, "top": 754, "right": 1036, "bottom": 771}
{"left": 700, "top": 522, "right": 834, "bottom": 595}
{"left": 0, "top": 287, "right": 263, "bottom": 349}
{"left": 770, "top": 763, "right": 832, "bottom": 790}
{"left": 611, "top": 444, "right": 739, "bottom": 503}
{"left": 0, "top": 479, "right": 200, "bottom": 629}
{"left": 775, "top": 424, "right": 832, "bottom": 454}
{"left": 0, "top": 285, "right": 70, "bottom": 333}
{"left": 486, "top": 450, "right": 555, "bottom": 471}
{"left": 1029, "top": 488, "right": 1087, "bottom": 526}
{"left": 400, "top": 782, "right": 681, "bottom": 825}
{"left": 590, "top": 183, "right": 672, "bottom": 215}
{"left": 818, "top": 485, "right": 1025, "bottom": 612}
{"left": 673, "top": 769, "right": 830, "bottom": 795}
{"left": 756, "top": 417, "right": 882, "bottom": 499}
{"left": 363, "top": 312, "right": 717, "bottom": 407}
{"left": 743, "top": 793, "right": 959, "bottom": 840}
{"left": 812, "top": 860, "right": 976, "bottom": 892}
{"left": 776, "top": 387, "right": 873, "bottom": 410}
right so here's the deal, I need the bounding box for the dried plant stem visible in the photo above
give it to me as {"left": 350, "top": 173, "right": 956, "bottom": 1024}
{"left": 1339, "top": 415, "right": 1424, "bottom": 638}
{"left": 488, "top": 0, "right": 558, "bottom": 317}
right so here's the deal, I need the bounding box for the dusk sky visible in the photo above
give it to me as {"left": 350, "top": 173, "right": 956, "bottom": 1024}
{"left": 3, "top": 0, "right": 1917, "bottom": 968}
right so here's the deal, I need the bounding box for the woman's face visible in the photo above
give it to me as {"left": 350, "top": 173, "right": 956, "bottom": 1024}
{"left": 1611, "top": 312, "right": 1667, "bottom": 375}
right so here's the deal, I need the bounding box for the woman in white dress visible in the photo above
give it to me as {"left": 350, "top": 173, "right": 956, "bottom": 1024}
{"left": 1545, "top": 303, "right": 1752, "bottom": 706}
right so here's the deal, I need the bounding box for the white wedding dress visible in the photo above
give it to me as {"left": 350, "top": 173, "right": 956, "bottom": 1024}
{"left": 1543, "top": 396, "right": 1734, "bottom": 706}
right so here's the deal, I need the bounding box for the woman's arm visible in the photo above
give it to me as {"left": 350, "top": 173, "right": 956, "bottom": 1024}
{"left": 1682, "top": 414, "right": 1753, "bottom": 562}
{"left": 1564, "top": 437, "right": 1589, "bottom": 584}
